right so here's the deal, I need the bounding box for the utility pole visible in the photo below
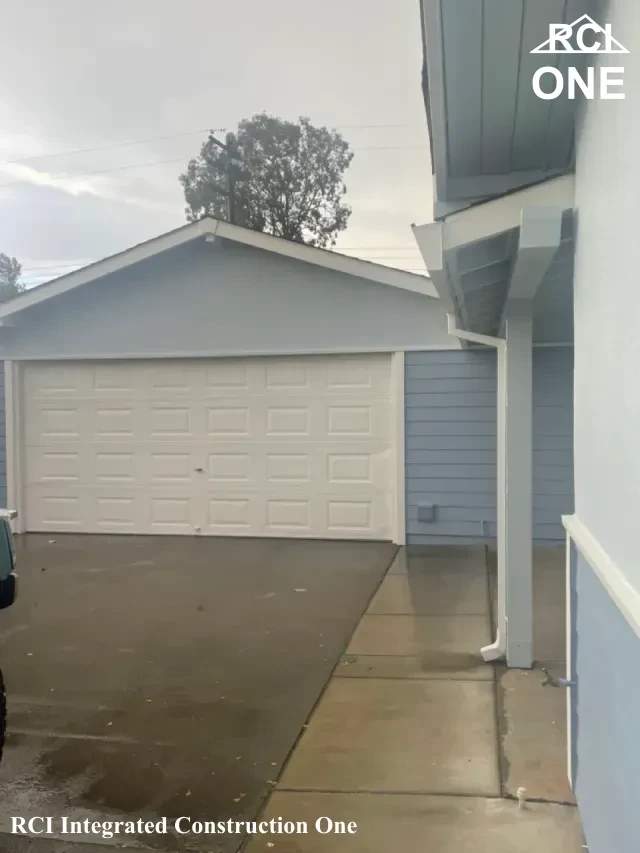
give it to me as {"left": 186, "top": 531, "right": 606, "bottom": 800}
{"left": 209, "top": 133, "right": 237, "bottom": 224}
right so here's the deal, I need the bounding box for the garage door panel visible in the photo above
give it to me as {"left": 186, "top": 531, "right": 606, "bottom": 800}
{"left": 201, "top": 492, "right": 390, "bottom": 539}
{"left": 26, "top": 447, "right": 85, "bottom": 487}
{"left": 23, "top": 356, "right": 395, "bottom": 540}
{"left": 205, "top": 403, "right": 251, "bottom": 439}
{"left": 25, "top": 404, "right": 87, "bottom": 443}
{"left": 199, "top": 444, "right": 391, "bottom": 493}
{"left": 24, "top": 364, "right": 90, "bottom": 398}
{"left": 27, "top": 488, "right": 87, "bottom": 531}
{"left": 206, "top": 495, "right": 261, "bottom": 534}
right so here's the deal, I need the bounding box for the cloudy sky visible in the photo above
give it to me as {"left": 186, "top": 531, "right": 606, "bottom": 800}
{"left": 0, "top": 0, "right": 433, "bottom": 287}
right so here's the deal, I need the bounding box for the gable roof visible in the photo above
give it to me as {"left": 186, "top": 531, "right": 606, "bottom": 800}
{"left": 0, "top": 217, "right": 436, "bottom": 321}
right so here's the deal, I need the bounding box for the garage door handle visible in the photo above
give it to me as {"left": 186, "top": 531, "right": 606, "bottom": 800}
{"left": 194, "top": 467, "right": 204, "bottom": 473}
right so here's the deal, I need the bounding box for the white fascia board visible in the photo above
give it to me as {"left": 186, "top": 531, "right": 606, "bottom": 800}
{"left": 214, "top": 220, "right": 437, "bottom": 298}
{"left": 445, "top": 168, "right": 569, "bottom": 205}
{"left": 421, "top": 0, "right": 449, "bottom": 207}
{"left": 441, "top": 174, "right": 575, "bottom": 252}
{"left": 0, "top": 218, "right": 436, "bottom": 322}
{"left": 411, "top": 222, "right": 457, "bottom": 312}
{"left": 0, "top": 219, "right": 217, "bottom": 320}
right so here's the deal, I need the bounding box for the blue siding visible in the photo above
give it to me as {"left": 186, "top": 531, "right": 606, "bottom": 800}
{"left": 574, "top": 553, "right": 640, "bottom": 853}
{"left": 405, "top": 347, "right": 574, "bottom": 545}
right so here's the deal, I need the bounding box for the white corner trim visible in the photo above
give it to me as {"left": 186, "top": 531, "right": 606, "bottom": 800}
{"left": 393, "top": 352, "right": 406, "bottom": 546}
{"left": 4, "top": 361, "right": 24, "bottom": 533}
{"left": 3, "top": 362, "right": 15, "bottom": 514}
{"left": 563, "top": 514, "right": 640, "bottom": 640}
{"left": 0, "top": 217, "right": 437, "bottom": 321}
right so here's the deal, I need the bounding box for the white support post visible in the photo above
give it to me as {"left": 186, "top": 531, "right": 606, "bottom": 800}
{"left": 419, "top": 203, "right": 564, "bottom": 670}
{"left": 503, "top": 302, "right": 534, "bottom": 668}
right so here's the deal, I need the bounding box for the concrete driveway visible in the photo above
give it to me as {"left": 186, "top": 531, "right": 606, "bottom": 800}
{"left": 0, "top": 534, "right": 395, "bottom": 852}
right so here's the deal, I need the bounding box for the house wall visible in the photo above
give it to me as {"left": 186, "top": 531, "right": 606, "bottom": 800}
{"left": 405, "top": 346, "right": 574, "bottom": 545}
{"left": 571, "top": 1, "right": 640, "bottom": 849}
{"left": 574, "top": 552, "right": 639, "bottom": 853}
{"left": 0, "top": 240, "right": 452, "bottom": 360}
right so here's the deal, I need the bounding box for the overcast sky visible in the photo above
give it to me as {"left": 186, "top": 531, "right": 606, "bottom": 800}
{"left": 0, "top": 0, "right": 433, "bottom": 286}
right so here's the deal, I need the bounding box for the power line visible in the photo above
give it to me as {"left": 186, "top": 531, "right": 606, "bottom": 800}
{"left": 0, "top": 155, "right": 188, "bottom": 188}
{"left": 344, "top": 256, "right": 424, "bottom": 260}
{"left": 335, "top": 251, "right": 423, "bottom": 259}
{"left": 20, "top": 249, "right": 424, "bottom": 272}
{"left": 0, "top": 124, "right": 418, "bottom": 168}
{"left": 0, "top": 146, "right": 426, "bottom": 190}
{"left": 0, "top": 128, "right": 222, "bottom": 168}
{"left": 21, "top": 263, "right": 89, "bottom": 272}
{"left": 21, "top": 259, "right": 427, "bottom": 275}
{"left": 22, "top": 250, "right": 422, "bottom": 267}
{"left": 351, "top": 145, "right": 424, "bottom": 150}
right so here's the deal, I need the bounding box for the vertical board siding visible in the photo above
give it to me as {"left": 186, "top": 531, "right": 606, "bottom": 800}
{"left": 406, "top": 347, "right": 574, "bottom": 545}
{"left": 574, "top": 553, "right": 640, "bottom": 853}
{"left": 0, "top": 363, "right": 5, "bottom": 507}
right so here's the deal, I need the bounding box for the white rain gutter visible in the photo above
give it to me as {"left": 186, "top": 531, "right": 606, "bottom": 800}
{"left": 446, "top": 314, "right": 507, "bottom": 662}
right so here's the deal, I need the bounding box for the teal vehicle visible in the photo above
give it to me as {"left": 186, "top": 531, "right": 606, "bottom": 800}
{"left": 0, "top": 510, "right": 17, "bottom": 765}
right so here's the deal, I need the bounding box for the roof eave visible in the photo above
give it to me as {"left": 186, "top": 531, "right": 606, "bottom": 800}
{"left": 0, "top": 218, "right": 437, "bottom": 322}
{"left": 413, "top": 174, "right": 575, "bottom": 336}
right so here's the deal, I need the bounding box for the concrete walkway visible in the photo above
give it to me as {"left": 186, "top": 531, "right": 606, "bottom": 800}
{"left": 246, "top": 547, "right": 584, "bottom": 852}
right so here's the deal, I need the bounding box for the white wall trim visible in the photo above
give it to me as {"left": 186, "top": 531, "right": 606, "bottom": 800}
{"left": 393, "top": 352, "right": 406, "bottom": 546}
{"left": 563, "top": 513, "right": 640, "bottom": 640}
{"left": 1, "top": 344, "right": 462, "bottom": 361}
{"left": 565, "top": 535, "right": 577, "bottom": 790}
{"left": 4, "top": 361, "right": 24, "bottom": 533}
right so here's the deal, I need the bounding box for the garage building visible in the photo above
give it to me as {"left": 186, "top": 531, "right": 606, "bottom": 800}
{"left": 0, "top": 217, "right": 573, "bottom": 544}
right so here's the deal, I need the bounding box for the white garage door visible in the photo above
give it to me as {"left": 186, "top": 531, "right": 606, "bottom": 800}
{"left": 23, "top": 355, "right": 395, "bottom": 539}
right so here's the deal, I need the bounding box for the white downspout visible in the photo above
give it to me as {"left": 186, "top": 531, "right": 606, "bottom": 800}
{"left": 446, "top": 314, "right": 507, "bottom": 662}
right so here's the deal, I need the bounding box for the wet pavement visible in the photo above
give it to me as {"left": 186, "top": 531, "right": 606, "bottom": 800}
{"left": 0, "top": 534, "right": 396, "bottom": 852}
{"left": 245, "top": 548, "right": 583, "bottom": 852}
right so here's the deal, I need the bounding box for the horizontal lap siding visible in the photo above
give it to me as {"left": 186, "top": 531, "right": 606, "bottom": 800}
{"left": 405, "top": 348, "right": 574, "bottom": 545}
{"left": 406, "top": 350, "right": 497, "bottom": 544}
